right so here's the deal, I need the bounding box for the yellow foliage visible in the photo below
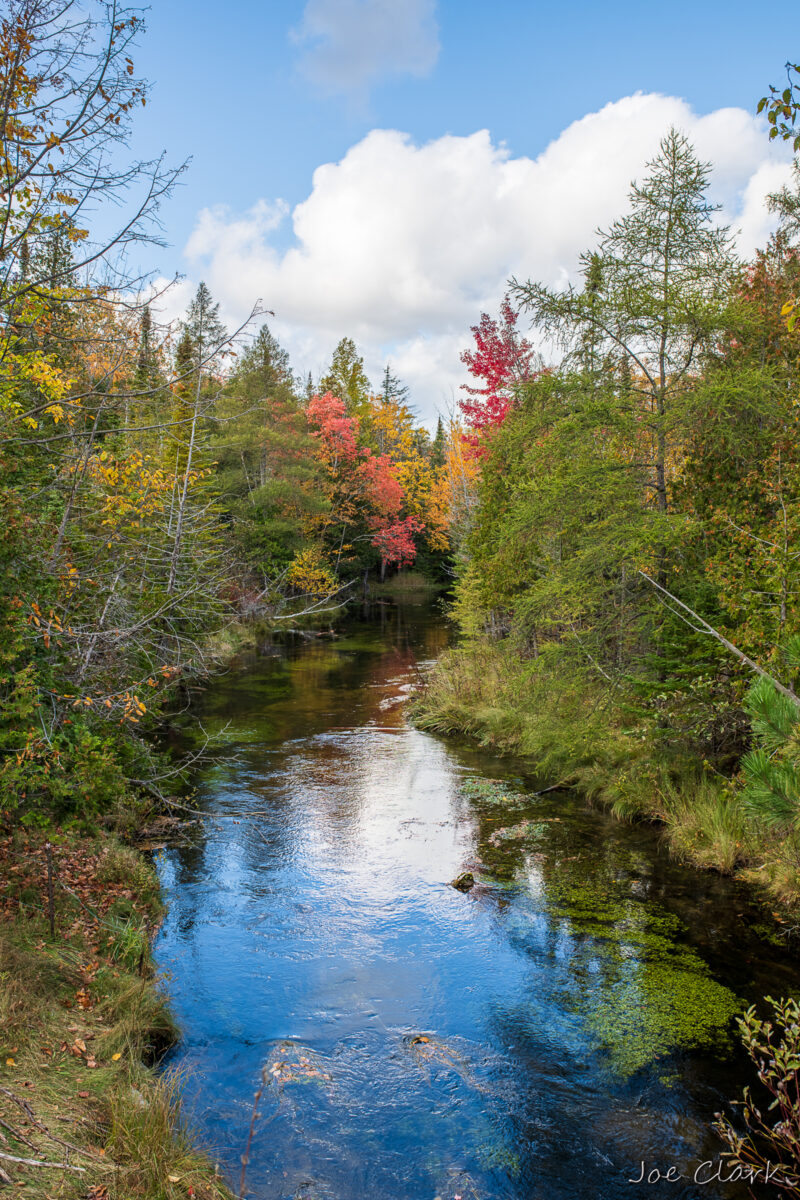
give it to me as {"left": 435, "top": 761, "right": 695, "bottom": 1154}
{"left": 84, "top": 450, "right": 202, "bottom": 529}
{"left": 286, "top": 548, "right": 338, "bottom": 597}
{"left": 367, "top": 394, "right": 416, "bottom": 458}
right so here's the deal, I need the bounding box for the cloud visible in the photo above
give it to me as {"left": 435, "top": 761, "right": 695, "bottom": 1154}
{"left": 292, "top": 0, "right": 439, "bottom": 98}
{"left": 179, "top": 93, "right": 792, "bottom": 426}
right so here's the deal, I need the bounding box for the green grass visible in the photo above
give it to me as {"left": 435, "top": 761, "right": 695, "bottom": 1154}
{"left": 413, "top": 637, "right": 798, "bottom": 904}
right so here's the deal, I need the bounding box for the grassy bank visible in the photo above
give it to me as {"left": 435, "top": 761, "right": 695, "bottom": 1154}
{"left": 369, "top": 569, "right": 446, "bottom": 598}
{"left": 413, "top": 639, "right": 800, "bottom": 906}
{"left": 0, "top": 829, "right": 233, "bottom": 1200}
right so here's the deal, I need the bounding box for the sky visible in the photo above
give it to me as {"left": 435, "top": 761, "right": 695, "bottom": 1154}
{"left": 125, "top": 0, "right": 796, "bottom": 425}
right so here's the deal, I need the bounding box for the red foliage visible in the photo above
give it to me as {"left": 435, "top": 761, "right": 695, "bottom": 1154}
{"left": 307, "top": 391, "right": 358, "bottom": 462}
{"left": 360, "top": 453, "right": 421, "bottom": 565}
{"left": 360, "top": 452, "right": 403, "bottom": 520}
{"left": 459, "top": 297, "right": 538, "bottom": 449}
{"left": 307, "top": 391, "right": 424, "bottom": 569}
{"left": 371, "top": 515, "right": 423, "bottom": 568}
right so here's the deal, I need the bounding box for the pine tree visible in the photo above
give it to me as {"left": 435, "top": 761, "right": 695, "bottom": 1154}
{"left": 740, "top": 639, "right": 800, "bottom": 828}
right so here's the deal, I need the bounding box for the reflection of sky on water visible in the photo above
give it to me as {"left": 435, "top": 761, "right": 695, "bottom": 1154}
{"left": 156, "top": 601, "right": 796, "bottom": 1200}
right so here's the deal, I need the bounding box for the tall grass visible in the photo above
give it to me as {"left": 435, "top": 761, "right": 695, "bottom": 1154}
{"left": 414, "top": 636, "right": 791, "bottom": 890}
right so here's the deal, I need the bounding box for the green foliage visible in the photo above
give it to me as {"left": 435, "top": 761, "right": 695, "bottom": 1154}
{"left": 715, "top": 996, "right": 800, "bottom": 1191}
{"left": 211, "top": 323, "right": 327, "bottom": 584}
{"left": 740, "top": 675, "right": 800, "bottom": 830}
{"left": 319, "top": 336, "right": 372, "bottom": 418}
{"left": 416, "top": 120, "right": 800, "bottom": 904}
{"left": 758, "top": 62, "right": 800, "bottom": 151}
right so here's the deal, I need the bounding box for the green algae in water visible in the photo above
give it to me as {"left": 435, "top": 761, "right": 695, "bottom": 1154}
{"left": 461, "top": 777, "right": 530, "bottom": 807}
{"left": 489, "top": 820, "right": 549, "bottom": 846}
{"left": 464, "top": 777, "right": 744, "bottom": 1076}
{"left": 541, "top": 878, "right": 743, "bottom": 1076}
{"left": 477, "top": 1141, "right": 522, "bottom": 1176}
{"left": 587, "top": 962, "right": 741, "bottom": 1076}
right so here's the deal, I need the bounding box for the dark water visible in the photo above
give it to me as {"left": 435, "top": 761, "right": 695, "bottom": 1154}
{"left": 156, "top": 599, "right": 800, "bottom": 1200}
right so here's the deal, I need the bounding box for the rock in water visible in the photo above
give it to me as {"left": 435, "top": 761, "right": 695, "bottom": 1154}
{"left": 450, "top": 871, "right": 475, "bottom": 892}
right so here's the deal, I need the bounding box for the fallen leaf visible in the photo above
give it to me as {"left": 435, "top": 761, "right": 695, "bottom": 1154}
{"left": 111, "top": 1052, "right": 122, "bottom": 1061}
{"left": 77, "top": 1091, "right": 89, "bottom": 1098}
{"left": 5, "top": 1057, "right": 15, "bottom": 1066}
{"left": 167, "top": 1175, "right": 181, "bottom": 1183}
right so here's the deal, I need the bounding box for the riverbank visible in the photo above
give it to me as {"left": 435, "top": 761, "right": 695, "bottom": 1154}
{"left": 413, "top": 638, "right": 800, "bottom": 908}
{"left": 0, "top": 827, "right": 233, "bottom": 1200}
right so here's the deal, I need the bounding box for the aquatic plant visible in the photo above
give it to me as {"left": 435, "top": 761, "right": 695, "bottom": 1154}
{"left": 532, "top": 875, "right": 743, "bottom": 1076}
{"left": 488, "top": 819, "right": 548, "bottom": 845}
{"left": 460, "top": 777, "right": 530, "bottom": 807}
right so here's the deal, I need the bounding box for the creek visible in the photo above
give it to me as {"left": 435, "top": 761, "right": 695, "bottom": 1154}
{"left": 155, "top": 598, "right": 800, "bottom": 1199}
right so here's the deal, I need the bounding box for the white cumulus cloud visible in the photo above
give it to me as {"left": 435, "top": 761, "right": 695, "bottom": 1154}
{"left": 177, "top": 93, "right": 792, "bottom": 426}
{"left": 292, "top": 0, "right": 439, "bottom": 98}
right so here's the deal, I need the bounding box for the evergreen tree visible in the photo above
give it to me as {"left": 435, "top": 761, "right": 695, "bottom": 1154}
{"left": 380, "top": 363, "right": 410, "bottom": 406}
{"left": 182, "top": 280, "right": 228, "bottom": 370}
{"left": 740, "top": 641, "right": 800, "bottom": 828}
{"left": 513, "top": 128, "right": 738, "bottom": 519}
{"left": 431, "top": 416, "right": 446, "bottom": 467}
{"left": 319, "top": 337, "right": 372, "bottom": 418}
{"left": 212, "top": 325, "right": 327, "bottom": 580}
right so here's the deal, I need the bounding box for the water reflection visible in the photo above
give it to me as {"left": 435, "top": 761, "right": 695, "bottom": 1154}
{"left": 156, "top": 599, "right": 795, "bottom": 1200}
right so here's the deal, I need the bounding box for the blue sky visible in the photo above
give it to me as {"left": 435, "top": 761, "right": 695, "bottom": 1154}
{"left": 127, "top": 0, "right": 795, "bottom": 422}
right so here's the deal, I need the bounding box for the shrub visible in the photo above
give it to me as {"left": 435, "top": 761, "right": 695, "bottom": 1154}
{"left": 714, "top": 996, "right": 800, "bottom": 1192}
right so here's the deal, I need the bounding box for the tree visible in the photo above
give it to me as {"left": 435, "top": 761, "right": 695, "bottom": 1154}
{"left": 512, "top": 129, "right": 738, "bottom": 520}
{"left": 758, "top": 61, "right": 800, "bottom": 153}
{"left": 212, "top": 325, "right": 325, "bottom": 583}
{"left": 380, "top": 363, "right": 409, "bottom": 406}
{"left": 319, "top": 337, "right": 372, "bottom": 419}
{"left": 460, "top": 297, "right": 539, "bottom": 447}
{"left": 431, "top": 416, "right": 446, "bottom": 466}
{"left": 166, "top": 282, "right": 228, "bottom": 597}
{"left": 0, "top": 0, "right": 180, "bottom": 341}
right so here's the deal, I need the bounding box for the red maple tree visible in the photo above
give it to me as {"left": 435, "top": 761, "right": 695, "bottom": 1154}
{"left": 460, "top": 297, "right": 539, "bottom": 449}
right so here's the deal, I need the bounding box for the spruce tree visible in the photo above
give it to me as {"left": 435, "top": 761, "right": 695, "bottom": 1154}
{"left": 380, "top": 363, "right": 409, "bottom": 406}
{"left": 431, "top": 416, "right": 446, "bottom": 466}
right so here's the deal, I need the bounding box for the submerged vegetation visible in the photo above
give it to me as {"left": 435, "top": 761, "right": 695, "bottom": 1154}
{"left": 462, "top": 774, "right": 744, "bottom": 1077}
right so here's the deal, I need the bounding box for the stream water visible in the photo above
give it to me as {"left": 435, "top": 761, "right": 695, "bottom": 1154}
{"left": 156, "top": 599, "right": 800, "bottom": 1200}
